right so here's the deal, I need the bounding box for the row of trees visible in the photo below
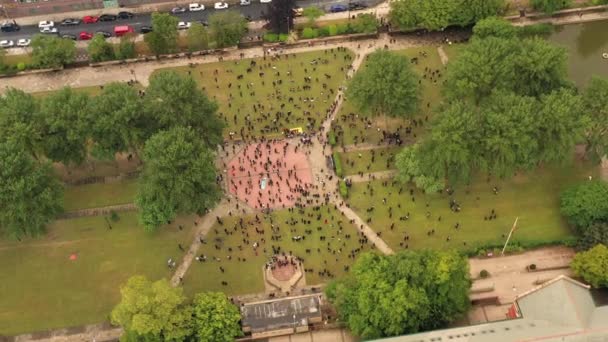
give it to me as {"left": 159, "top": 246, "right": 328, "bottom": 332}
{"left": 111, "top": 276, "right": 241, "bottom": 342}
{"left": 0, "top": 71, "right": 224, "bottom": 238}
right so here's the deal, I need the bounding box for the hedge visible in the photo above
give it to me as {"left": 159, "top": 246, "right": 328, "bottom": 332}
{"left": 328, "top": 131, "right": 337, "bottom": 146}
{"left": 333, "top": 151, "right": 344, "bottom": 178}
{"left": 463, "top": 236, "right": 578, "bottom": 257}
{"left": 339, "top": 179, "right": 349, "bottom": 198}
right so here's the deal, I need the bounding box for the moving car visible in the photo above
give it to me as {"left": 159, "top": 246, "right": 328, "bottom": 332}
{"left": 17, "top": 38, "right": 31, "bottom": 47}
{"left": 0, "top": 21, "right": 20, "bottom": 32}
{"left": 38, "top": 20, "right": 54, "bottom": 28}
{"left": 61, "top": 33, "right": 77, "bottom": 40}
{"left": 140, "top": 25, "right": 153, "bottom": 33}
{"left": 118, "top": 11, "right": 134, "bottom": 19}
{"left": 189, "top": 3, "right": 205, "bottom": 11}
{"left": 177, "top": 21, "right": 191, "bottom": 30}
{"left": 79, "top": 31, "right": 93, "bottom": 40}
{"left": 0, "top": 40, "right": 14, "bottom": 48}
{"left": 96, "top": 30, "right": 112, "bottom": 38}
{"left": 99, "top": 14, "right": 117, "bottom": 22}
{"left": 329, "top": 4, "right": 348, "bottom": 12}
{"left": 171, "top": 7, "right": 187, "bottom": 13}
{"left": 240, "top": 0, "right": 251, "bottom": 5}
{"left": 114, "top": 25, "right": 134, "bottom": 36}
{"left": 82, "top": 15, "right": 99, "bottom": 24}
{"left": 40, "top": 27, "right": 58, "bottom": 34}
{"left": 60, "top": 18, "right": 81, "bottom": 26}
{"left": 214, "top": 2, "right": 229, "bottom": 9}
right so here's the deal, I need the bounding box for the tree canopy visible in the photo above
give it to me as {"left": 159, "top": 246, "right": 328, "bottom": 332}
{"left": 144, "top": 12, "right": 179, "bottom": 55}
{"left": 136, "top": 127, "right": 221, "bottom": 231}
{"left": 302, "top": 6, "right": 324, "bottom": 26}
{"left": 209, "top": 11, "right": 248, "bottom": 48}
{"left": 187, "top": 22, "right": 209, "bottom": 52}
{"left": 560, "top": 180, "right": 608, "bottom": 231}
{"left": 577, "top": 222, "right": 608, "bottom": 251}
{"left": 0, "top": 141, "right": 63, "bottom": 239}
{"left": 88, "top": 33, "right": 115, "bottom": 62}
{"left": 571, "top": 244, "right": 608, "bottom": 288}
{"left": 472, "top": 16, "right": 517, "bottom": 39}
{"left": 263, "top": 0, "right": 296, "bottom": 33}
{"left": 326, "top": 250, "right": 470, "bottom": 339}
{"left": 351, "top": 14, "right": 380, "bottom": 34}
{"left": 31, "top": 34, "right": 76, "bottom": 68}
{"left": 531, "top": 0, "right": 572, "bottom": 14}
{"left": 347, "top": 50, "right": 420, "bottom": 119}
{"left": 0, "top": 88, "right": 40, "bottom": 158}
{"left": 116, "top": 34, "right": 137, "bottom": 60}
{"left": 582, "top": 76, "right": 608, "bottom": 163}
{"left": 192, "top": 292, "right": 242, "bottom": 342}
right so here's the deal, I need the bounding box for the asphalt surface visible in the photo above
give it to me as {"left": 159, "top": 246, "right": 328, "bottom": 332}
{"left": 0, "top": 0, "right": 380, "bottom": 41}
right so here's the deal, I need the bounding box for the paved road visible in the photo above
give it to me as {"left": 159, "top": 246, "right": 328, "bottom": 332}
{"left": 0, "top": 0, "right": 380, "bottom": 41}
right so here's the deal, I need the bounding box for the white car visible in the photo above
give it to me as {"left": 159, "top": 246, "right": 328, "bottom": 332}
{"left": 177, "top": 21, "right": 191, "bottom": 30}
{"left": 17, "top": 38, "right": 31, "bottom": 47}
{"left": 260, "top": 0, "right": 272, "bottom": 3}
{"left": 38, "top": 20, "right": 54, "bottom": 28}
{"left": 214, "top": 1, "right": 229, "bottom": 9}
{"left": 40, "top": 27, "right": 58, "bottom": 34}
{"left": 188, "top": 3, "right": 205, "bottom": 11}
{"left": 240, "top": 0, "right": 251, "bottom": 5}
{"left": 0, "top": 40, "right": 14, "bottom": 48}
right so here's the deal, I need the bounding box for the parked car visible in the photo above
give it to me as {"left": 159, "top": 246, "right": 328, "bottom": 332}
{"left": 189, "top": 3, "right": 205, "bottom": 11}
{"left": 40, "top": 27, "right": 58, "bottom": 34}
{"left": 240, "top": 0, "right": 251, "bottom": 5}
{"left": 349, "top": 2, "right": 367, "bottom": 10}
{"left": 79, "top": 31, "right": 93, "bottom": 40}
{"left": 114, "top": 25, "right": 133, "bottom": 36}
{"left": 61, "top": 33, "right": 77, "bottom": 40}
{"left": 0, "top": 21, "right": 20, "bottom": 32}
{"left": 214, "top": 2, "right": 229, "bottom": 9}
{"left": 99, "top": 14, "right": 117, "bottom": 22}
{"left": 0, "top": 40, "right": 14, "bottom": 48}
{"left": 38, "top": 20, "right": 54, "bottom": 28}
{"left": 17, "top": 38, "right": 31, "bottom": 47}
{"left": 117, "top": 11, "right": 134, "bottom": 19}
{"left": 329, "top": 4, "right": 348, "bottom": 12}
{"left": 82, "top": 15, "right": 99, "bottom": 24}
{"left": 140, "top": 25, "right": 153, "bottom": 33}
{"left": 60, "top": 18, "right": 81, "bottom": 26}
{"left": 177, "top": 21, "right": 191, "bottom": 30}
{"left": 171, "top": 6, "right": 186, "bottom": 14}
{"left": 96, "top": 30, "right": 112, "bottom": 38}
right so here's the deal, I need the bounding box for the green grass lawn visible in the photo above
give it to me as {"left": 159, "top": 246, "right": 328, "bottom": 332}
{"left": 63, "top": 179, "right": 138, "bottom": 211}
{"left": 3, "top": 53, "right": 32, "bottom": 66}
{"left": 182, "top": 205, "right": 372, "bottom": 296}
{"left": 0, "top": 212, "right": 196, "bottom": 336}
{"left": 153, "top": 49, "right": 354, "bottom": 139}
{"left": 347, "top": 160, "right": 598, "bottom": 252}
{"left": 338, "top": 146, "right": 400, "bottom": 176}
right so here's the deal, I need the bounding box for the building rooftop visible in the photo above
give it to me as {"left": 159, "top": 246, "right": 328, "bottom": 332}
{"left": 240, "top": 293, "right": 323, "bottom": 333}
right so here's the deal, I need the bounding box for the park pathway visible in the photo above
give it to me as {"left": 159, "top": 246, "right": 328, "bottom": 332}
{"left": 437, "top": 46, "right": 449, "bottom": 66}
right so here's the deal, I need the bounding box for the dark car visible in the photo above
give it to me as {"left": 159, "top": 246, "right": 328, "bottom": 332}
{"left": 96, "top": 30, "right": 112, "bottom": 38}
{"left": 61, "top": 18, "right": 81, "bottom": 26}
{"left": 98, "top": 14, "right": 117, "bottom": 22}
{"left": 329, "top": 4, "right": 348, "bottom": 12}
{"left": 61, "top": 33, "right": 77, "bottom": 40}
{"left": 117, "top": 11, "right": 134, "bottom": 19}
{"left": 349, "top": 2, "right": 368, "bottom": 10}
{"left": 0, "top": 21, "right": 20, "bottom": 32}
{"left": 140, "top": 25, "right": 153, "bottom": 33}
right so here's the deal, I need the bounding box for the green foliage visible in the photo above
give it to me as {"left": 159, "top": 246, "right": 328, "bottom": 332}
{"left": 136, "top": 127, "right": 221, "bottom": 231}
{"left": 38, "top": 87, "right": 89, "bottom": 165}
{"left": 328, "top": 131, "right": 337, "bottom": 146}
{"left": 278, "top": 33, "right": 289, "bottom": 42}
{"left": 395, "top": 144, "right": 443, "bottom": 193}
{"left": 111, "top": 276, "right": 192, "bottom": 341}
{"left": 209, "top": 11, "right": 248, "bottom": 48}
{"left": 301, "top": 27, "right": 319, "bottom": 39}
{"left": 0, "top": 141, "right": 63, "bottom": 240}
{"left": 187, "top": 22, "right": 209, "bottom": 52}
{"left": 347, "top": 50, "right": 420, "bottom": 118}
{"left": 333, "top": 151, "right": 344, "bottom": 178}
{"left": 318, "top": 26, "right": 330, "bottom": 37}
{"left": 143, "top": 71, "right": 224, "bottom": 147}
{"left": 351, "top": 13, "right": 379, "bottom": 34}
{"left": 328, "top": 24, "right": 338, "bottom": 36}
{"left": 30, "top": 34, "right": 76, "bottom": 68}
{"left": 336, "top": 23, "right": 350, "bottom": 35}
{"left": 479, "top": 269, "right": 490, "bottom": 278}
{"left": 517, "top": 23, "right": 554, "bottom": 37}
{"left": 88, "top": 33, "right": 115, "bottom": 63}
{"left": 578, "top": 222, "right": 608, "bottom": 251}
{"left": 144, "top": 12, "right": 179, "bottom": 55}
{"left": 326, "top": 251, "right": 470, "bottom": 339}
{"left": 531, "top": 0, "right": 572, "bottom": 14}
{"left": 263, "top": 33, "right": 279, "bottom": 42}
{"left": 16, "top": 62, "right": 26, "bottom": 71}
{"left": 571, "top": 244, "right": 608, "bottom": 288}
{"left": 0, "top": 88, "right": 41, "bottom": 158}
{"left": 560, "top": 180, "right": 608, "bottom": 230}
{"left": 110, "top": 210, "right": 120, "bottom": 222}
{"left": 582, "top": 77, "right": 608, "bottom": 164}
{"left": 472, "top": 17, "right": 516, "bottom": 39}
{"left": 116, "top": 34, "right": 137, "bottom": 60}
{"left": 191, "top": 292, "right": 242, "bottom": 342}
{"left": 303, "top": 6, "right": 324, "bottom": 26}
{"left": 339, "top": 180, "right": 348, "bottom": 198}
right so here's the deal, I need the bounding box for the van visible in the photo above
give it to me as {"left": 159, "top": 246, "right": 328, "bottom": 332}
{"left": 114, "top": 25, "right": 134, "bottom": 37}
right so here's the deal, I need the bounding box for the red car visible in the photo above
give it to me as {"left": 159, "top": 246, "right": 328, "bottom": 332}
{"left": 79, "top": 31, "right": 93, "bottom": 40}
{"left": 82, "top": 15, "right": 99, "bottom": 24}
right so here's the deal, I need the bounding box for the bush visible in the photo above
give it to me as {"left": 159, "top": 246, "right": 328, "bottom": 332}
{"left": 531, "top": 0, "right": 572, "bottom": 14}
{"left": 328, "top": 131, "right": 337, "bottom": 146}
{"left": 110, "top": 210, "right": 120, "bottom": 222}
{"left": 333, "top": 152, "right": 344, "bottom": 177}
{"left": 517, "top": 23, "right": 554, "bottom": 37}
{"left": 264, "top": 33, "right": 279, "bottom": 42}
{"left": 339, "top": 180, "right": 348, "bottom": 198}
{"left": 16, "top": 62, "right": 26, "bottom": 71}
{"left": 301, "top": 27, "right": 319, "bottom": 39}
{"left": 278, "top": 34, "right": 289, "bottom": 42}
{"left": 560, "top": 180, "right": 608, "bottom": 231}
{"left": 350, "top": 13, "right": 379, "bottom": 34}
{"left": 328, "top": 24, "right": 338, "bottom": 36}
{"left": 336, "top": 23, "right": 351, "bottom": 35}
{"left": 479, "top": 269, "right": 490, "bottom": 278}
{"left": 318, "top": 26, "right": 330, "bottom": 37}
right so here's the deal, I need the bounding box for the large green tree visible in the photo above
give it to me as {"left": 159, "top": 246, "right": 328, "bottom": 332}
{"left": 578, "top": 222, "right": 608, "bottom": 251}
{"left": 571, "top": 244, "right": 608, "bottom": 288}
{"left": 395, "top": 144, "right": 443, "bottom": 193}
{"left": 143, "top": 71, "right": 224, "bottom": 147}
{"left": 209, "top": 11, "right": 248, "bottom": 48}
{"left": 31, "top": 34, "right": 76, "bottom": 68}
{"left": 472, "top": 16, "right": 517, "bottom": 39}
{"left": 87, "top": 83, "right": 145, "bottom": 159}
{"left": 192, "top": 292, "right": 242, "bottom": 342}
{"left": 326, "top": 251, "right": 470, "bottom": 339}
{"left": 111, "top": 276, "right": 192, "bottom": 341}
{"left": 186, "top": 22, "right": 209, "bottom": 52}
{"left": 560, "top": 180, "right": 608, "bottom": 231}
{"left": 582, "top": 77, "right": 608, "bottom": 163}
{"left": 87, "top": 33, "right": 115, "bottom": 62}
{"left": 0, "top": 88, "right": 41, "bottom": 158}
{"left": 0, "top": 141, "right": 63, "bottom": 239}
{"left": 144, "top": 12, "right": 179, "bottom": 55}
{"left": 38, "top": 87, "right": 89, "bottom": 165}
{"left": 347, "top": 50, "right": 420, "bottom": 120}
{"left": 116, "top": 33, "right": 137, "bottom": 60}
{"left": 263, "top": 0, "right": 295, "bottom": 34}
{"left": 136, "top": 127, "right": 221, "bottom": 231}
